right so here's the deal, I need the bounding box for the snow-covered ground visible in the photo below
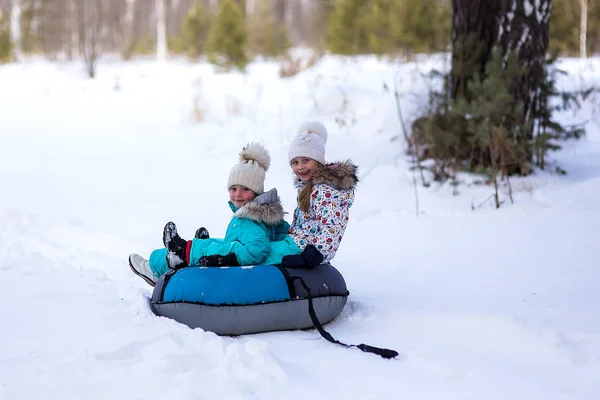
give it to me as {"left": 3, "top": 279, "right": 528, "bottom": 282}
{"left": 1, "top": 53, "right": 599, "bottom": 399}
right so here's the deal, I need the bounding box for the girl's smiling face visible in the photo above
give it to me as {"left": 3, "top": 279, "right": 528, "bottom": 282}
{"left": 229, "top": 185, "right": 257, "bottom": 208}
{"left": 291, "top": 157, "right": 320, "bottom": 182}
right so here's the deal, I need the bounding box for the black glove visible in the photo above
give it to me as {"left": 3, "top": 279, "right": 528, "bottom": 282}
{"left": 199, "top": 252, "right": 239, "bottom": 267}
{"left": 195, "top": 227, "right": 210, "bottom": 239}
{"left": 281, "top": 245, "right": 324, "bottom": 269}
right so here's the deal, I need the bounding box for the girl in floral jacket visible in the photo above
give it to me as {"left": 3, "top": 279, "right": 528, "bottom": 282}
{"left": 279, "top": 121, "right": 358, "bottom": 267}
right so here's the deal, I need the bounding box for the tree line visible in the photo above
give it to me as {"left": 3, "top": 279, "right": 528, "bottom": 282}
{"left": 0, "top": 0, "right": 598, "bottom": 69}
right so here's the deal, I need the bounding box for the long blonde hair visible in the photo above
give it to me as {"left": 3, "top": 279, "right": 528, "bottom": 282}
{"left": 297, "top": 163, "right": 324, "bottom": 213}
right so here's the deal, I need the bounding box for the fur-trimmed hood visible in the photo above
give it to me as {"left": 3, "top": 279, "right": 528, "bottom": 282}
{"left": 232, "top": 197, "right": 285, "bottom": 226}
{"left": 294, "top": 159, "right": 359, "bottom": 190}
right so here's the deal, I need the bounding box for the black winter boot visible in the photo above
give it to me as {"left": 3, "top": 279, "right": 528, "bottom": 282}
{"left": 195, "top": 227, "right": 210, "bottom": 239}
{"left": 163, "top": 221, "right": 189, "bottom": 269}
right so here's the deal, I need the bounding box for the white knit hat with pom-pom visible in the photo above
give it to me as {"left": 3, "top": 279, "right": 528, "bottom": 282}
{"left": 288, "top": 121, "right": 328, "bottom": 165}
{"left": 227, "top": 143, "right": 271, "bottom": 194}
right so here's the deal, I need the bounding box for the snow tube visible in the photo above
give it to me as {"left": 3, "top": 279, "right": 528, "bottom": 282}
{"left": 150, "top": 263, "right": 349, "bottom": 335}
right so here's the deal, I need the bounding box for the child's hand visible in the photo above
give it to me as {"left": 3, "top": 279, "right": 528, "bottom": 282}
{"left": 199, "top": 253, "right": 239, "bottom": 267}
{"left": 280, "top": 245, "right": 323, "bottom": 269}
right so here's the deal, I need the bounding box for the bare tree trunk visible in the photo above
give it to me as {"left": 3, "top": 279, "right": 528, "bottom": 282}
{"left": 123, "top": 0, "right": 136, "bottom": 53}
{"left": 68, "top": 0, "right": 79, "bottom": 60}
{"left": 579, "top": 0, "right": 587, "bottom": 59}
{"left": 289, "top": 0, "right": 307, "bottom": 45}
{"left": 305, "top": 0, "right": 331, "bottom": 48}
{"left": 79, "top": 0, "right": 103, "bottom": 78}
{"left": 246, "top": 0, "right": 255, "bottom": 15}
{"left": 10, "top": 0, "right": 22, "bottom": 60}
{"left": 168, "top": 0, "right": 180, "bottom": 37}
{"left": 284, "top": 0, "right": 293, "bottom": 28}
{"left": 155, "top": 0, "right": 167, "bottom": 61}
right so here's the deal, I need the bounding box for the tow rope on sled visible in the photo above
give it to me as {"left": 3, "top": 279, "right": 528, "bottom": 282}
{"left": 292, "top": 276, "right": 399, "bottom": 360}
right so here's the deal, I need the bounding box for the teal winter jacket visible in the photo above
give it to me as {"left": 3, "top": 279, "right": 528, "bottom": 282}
{"left": 189, "top": 190, "right": 301, "bottom": 266}
{"left": 149, "top": 189, "right": 301, "bottom": 276}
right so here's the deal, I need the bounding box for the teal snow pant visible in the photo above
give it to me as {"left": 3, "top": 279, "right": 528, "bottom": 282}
{"left": 148, "top": 237, "right": 301, "bottom": 277}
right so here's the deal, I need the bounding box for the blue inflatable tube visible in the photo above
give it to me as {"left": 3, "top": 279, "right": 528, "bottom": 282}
{"left": 150, "top": 263, "right": 349, "bottom": 335}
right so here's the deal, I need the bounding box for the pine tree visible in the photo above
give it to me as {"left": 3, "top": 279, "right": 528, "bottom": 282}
{"left": 361, "top": 0, "right": 394, "bottom": 55}
{"left": 326, "top": 0, "right": 368, "bottom": 55}
{"left": 248, "top": 0, "right": 290, "bottom": 57}
{"left": 587, "top": 1, "right": 600, "bottom": 53}
{"left": 308, "top": 0, "right": 335, "bottom": 49}
{"left": 178, "top": 1, "right": 212, "bottom": 59}
{"left": 327, "top": 0, "right": 451, "bottom": 56}
{"left": 0, "top": 11, "right": 11, "bottom": 62}
{"left": 19, "top": 0, "right": 39, "bottom": 54}
{"left": 206, "top": 0, "right": 248, "bottom": 70}
{"left": 549, "top": 0, "right": 600, "bottom": 55}
{"left": 413, "top": 0, "right": 593, "bottom": 186}
{"left": 390, "top": 0, "right": 451, "bottom": 54}
{"left": 550, "top": 0, "right": 580, "bottom": 55}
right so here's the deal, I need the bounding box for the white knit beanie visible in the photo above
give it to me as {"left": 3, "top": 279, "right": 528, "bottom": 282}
{"left": 288, "top": 121, "right": 328, "bottom": 165}
{"left": 227, "top": 143, "right": 271, "bottom": 195}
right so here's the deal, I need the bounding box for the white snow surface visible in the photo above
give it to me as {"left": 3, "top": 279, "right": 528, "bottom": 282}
{"left": 1, "top": 54, "right": 599, "bottom": 399}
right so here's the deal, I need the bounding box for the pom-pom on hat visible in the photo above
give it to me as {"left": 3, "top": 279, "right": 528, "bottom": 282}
{"left": 227, "top": 143, "right": 271, "bottom": 194}
{"left": 288, "top": 121, "right": 328, "bottom": 165}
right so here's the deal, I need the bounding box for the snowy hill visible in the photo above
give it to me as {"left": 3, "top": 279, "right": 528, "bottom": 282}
{"left": 1, "top": 54, "right": 599, "bottom": 399}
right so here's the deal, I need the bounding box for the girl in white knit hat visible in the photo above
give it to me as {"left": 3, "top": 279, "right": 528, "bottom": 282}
{"left": 128, "top": 142, "right": 300, "bottom": 286}
{"left": 278, "top": 121, "right": 359, "bottom": 268}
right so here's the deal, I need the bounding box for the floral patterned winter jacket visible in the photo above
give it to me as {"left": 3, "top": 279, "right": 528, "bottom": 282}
{"left": 288, "top": 160, "right": 358, "bottom": 262}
